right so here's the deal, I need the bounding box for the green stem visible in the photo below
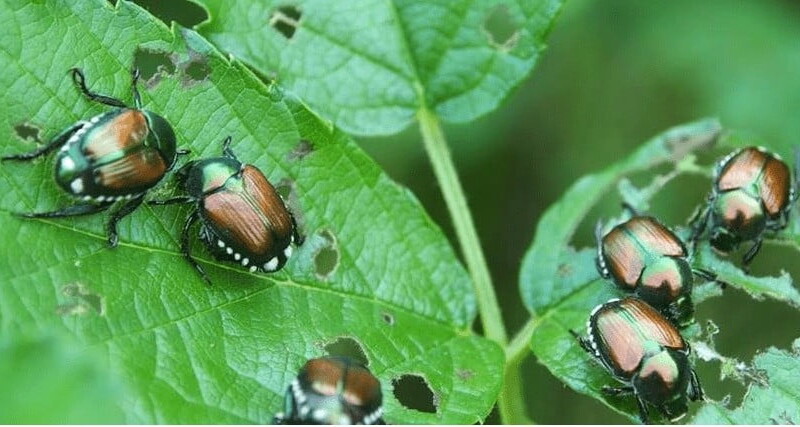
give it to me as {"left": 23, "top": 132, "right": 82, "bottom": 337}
{"left": 417, "top": 108, "right": 508, "bottom": 345}
{"left": 498, "top": 318, "right": 538, "bottom": 424}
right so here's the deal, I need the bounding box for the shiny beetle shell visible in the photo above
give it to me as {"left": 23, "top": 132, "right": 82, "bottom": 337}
{"left": 716, "top": 147, "right": 791, "bottom": 218}
{"left": 597, "top": 216, "right": 696, "bottom": 324}
{"left": 1, "top": 68, "right": 181, "bottom": 248}
{"left": 274, "top": 357, "right": 384, "bottom": 425}
{"left": 149, "top": 136, "right": 303, "bottom": 283}
{"left": 577, "top": 297, "right": 703, "bottom": 423}
{"left": 692, "top": 146, "right": 797, "bottom": 263}
{"left": 56, "top": 109, "right": 177, "bottom": 200}
{"left": 197, "top": 162, "right": 296, "bottom": 271}
{"left": 588, "top": 297, "right": 687, "bottom": 378}
{"left": 600, "top": 216, "right": 686, "bottom": 289}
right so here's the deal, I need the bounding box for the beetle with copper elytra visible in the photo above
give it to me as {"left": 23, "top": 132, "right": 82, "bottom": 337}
{"left": 2, "top": 68, "right": 186, "bottom": 247}
{"left": 597, "top": 210, "right": 716, "bottom": 327}
{"left": 690, "top": 146, "right": 800, "bottom": 264}
{"left": 571, "top": 297, "right": 704, "bottom": 423}
{"left": 274, "top": 356, "right": 385, "bottom": 425}
{"left": 149, "top": 136, "right": 303, "bottom": 283}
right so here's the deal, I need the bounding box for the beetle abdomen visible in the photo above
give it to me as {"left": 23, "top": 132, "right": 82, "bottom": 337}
{"left": 591, "top": 298, "right": 686, "bottom": 377}
{"left": 717, "top": 147, "right": 766, "bottom": 191}
{"left": 760, "top": 155, "right": 791, "bottom": 217}
{"left": 241, "top": 165, "right": 293, "bottom": 237}
{"left": 602, "top": 217, "right": 685, "bottom": 288}
{"left": 55, "top": 109, "right": 168, "bottom": 197}
{"left": 203, "top": 166, "right": 292, "bottom": 261}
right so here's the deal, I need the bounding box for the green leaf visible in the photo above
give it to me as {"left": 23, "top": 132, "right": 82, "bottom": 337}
{"left": 0, "top": 0, "right": 502, "bottom": 423}
{"left": 520, "top": 120, "right": 800, "bottom": 422}
{"left": 189, "top": 0, "right": 565, "bottom": 136}
{"left": 695, "top": 245, "right": 800, "bottom": 309}
{"left": 0, "top": 334, "right": 125, "bottom": 424}
{"left": 519, "top": 118, "right": 722, "bottom": 314}
{"left": 691, "top": 340, "right": 800, "bottom": 424}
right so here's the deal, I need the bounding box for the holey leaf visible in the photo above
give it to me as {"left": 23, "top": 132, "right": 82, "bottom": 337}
{"left": 519, "top": 121, "right": 800, "bottom": 422}
{"left": 190, "top": 0, "right": 565, "bottom": 136}
{"left": 0, "top": 1, "right": 502, "bottom": 424}
{"left": 691, "top": 340, "right": 800, "bottom": 424}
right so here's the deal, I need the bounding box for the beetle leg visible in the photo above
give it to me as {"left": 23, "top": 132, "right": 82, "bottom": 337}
{"left": 594, "top": 220, "right": 609, "bottom": 278}
{"left": 569, "top": 329, "right": 595, "bottom": 356}
{"left": 688, "top": 368, "right": 704, "bottom": 401}
{"left": 148, "top": 196, "right": 195, "bottom": 206}
{"left": 742, "top": 237, "right": 763, "bottom": 265}
{"left": 2, "top": 122, "right": 85, "bottom": 162}
{"left": 182, "top": 211, "right": 210, "bottom": 284}
{"left": 290, "top": 210, "right": 305, "bottom": 246}
{"left": 621, "top": 202, "right": 642, "bottom": 218}
{"left": 16, "top": 202, "right": 112, "bottom": 219}
{"left": 106, "top": 194, "right": 145, "bottom": 248}
{"left": 692, "top": 268, "right": 726, "bottom": 289}
{"left": 635, "top": 395, "right": 651, "bottom": 424}
{"left": 130, "top": 68, "right": 142, "bottom": 109}
{"left": 688, "top": 203, "right": 712, "bottom": 252}
{"left": 792, "top": 146, "right": 800, "bottom": 204}
{"left": 70, "top": 68, "right": 128, "bottom": 108}
{"left": 601, "top": 385, "right": 634, "bottom": 396}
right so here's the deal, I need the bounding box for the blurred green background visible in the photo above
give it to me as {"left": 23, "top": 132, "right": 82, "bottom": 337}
{"left": 112, "top": 0, "right": 800, "bottom": 423}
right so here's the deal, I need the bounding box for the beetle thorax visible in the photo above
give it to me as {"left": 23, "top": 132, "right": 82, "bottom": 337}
{"left": 184, "top": 158, "right": 240, "bottom": 196}
{"left": 637, "top": 256, "right": 692, "bottom": 308}
{"left": 714, "top": 190, "right": 766, "bottom": 241}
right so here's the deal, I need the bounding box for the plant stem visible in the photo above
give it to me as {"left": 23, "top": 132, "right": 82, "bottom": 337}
{"left": 417, "top": 108, "right": 507, "bottom": 345}
{"left": 498, "top": 317, "right": 538, "bottom": 424}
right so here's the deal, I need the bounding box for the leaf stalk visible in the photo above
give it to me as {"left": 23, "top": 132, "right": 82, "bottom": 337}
{"left": 417, "top": 107, "right": 507, "bottom": 345}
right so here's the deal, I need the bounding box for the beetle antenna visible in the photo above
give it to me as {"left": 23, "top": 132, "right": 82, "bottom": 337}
{"left": 131, "top": 68, "right": 143, "bottom": 109}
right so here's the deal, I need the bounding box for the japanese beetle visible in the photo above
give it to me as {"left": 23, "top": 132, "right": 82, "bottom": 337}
{"left": 149, "top": 136, "right": 303, "bottom": 283}
{"left": 572, "top": 297, "right": 704, "bottom": 423}
{"left": 2, "top": 68, "right": 184, "bottom": 247}
{"left": 597, "top": 213, "right": 715, "bottom": 327}
{"left": 274, "top": 356, "right": 384, "bottom": 425}
{"left": 691, "top": 146, "right": 799, "bottom": 264}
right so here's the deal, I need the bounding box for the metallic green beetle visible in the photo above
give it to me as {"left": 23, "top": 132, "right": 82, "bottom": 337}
{"left": 2, "top": 68, "right": 186, "bottom": 247}
{"left": 572, "top": 297, "right": 704, "bottom": 423}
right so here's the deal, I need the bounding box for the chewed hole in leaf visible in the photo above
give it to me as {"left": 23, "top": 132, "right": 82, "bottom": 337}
{"left": 270, "top": 5, "right": 302, "bottom": 39}
{"left": 392, "top": 374, "right": 437, "bottom": 413}
{"left": 483, "top": 4, "right": 519, "bottom": 51}
{"left": 133, "top": 48, "right": 176, "bottom": 86}
{"left": 181, "top": 57, "right": 211, "bottom": 85}
{"left": 13, "top": 122, "right": 41, "bottom": 142}
{"left": 130, "top": 0, "right": 208, "bottom": 27}
{"left": 56, "top": 282, "right": 105, "bottom": 316}
{"left": 324, "top": 336, "right": 369, "bottom": 366}
{"left": 275, "top": 178, "right": 294, "bottom": 199}
{"left": 381, "top": 312, "right": 395, "bottom": 326}
{"left": 314, "top": 230, "right": 339, "bottom": 278}
{"left": 456, "top": 369, "right": 475, "bottom": 380}
{"left": 287, "top": 139, "right": 314, "bottom": 161}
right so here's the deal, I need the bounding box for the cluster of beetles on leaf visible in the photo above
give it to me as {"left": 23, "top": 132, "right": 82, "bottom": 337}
{"left": 572, "top": 144, "right": 799, "bottom": 423}
{"left": 2, "top": 68, "right": 384, "bottom": 425}
{"left": 5, "top": 65, "right": 798, "bottom": 425}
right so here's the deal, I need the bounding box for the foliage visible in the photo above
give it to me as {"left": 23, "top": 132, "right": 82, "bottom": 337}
{"left": 2, "top": 0, "right": 800, "bottom": 424}
{"left": 190, "top": 0, "right": 564, "bottom": 136}
{"left": 0, "top": 1, "right": 502, "bottom": 423}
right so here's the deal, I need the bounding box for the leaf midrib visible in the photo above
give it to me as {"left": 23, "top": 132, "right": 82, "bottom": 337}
{"left": 0, "top": 209, "right": 462, "bottom": 333}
